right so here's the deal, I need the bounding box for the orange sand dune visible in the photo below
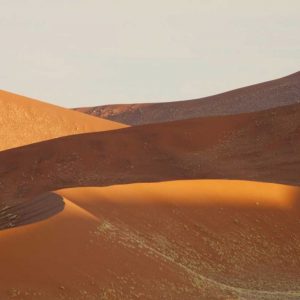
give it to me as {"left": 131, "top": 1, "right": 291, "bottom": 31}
{"left": 0, "top": 180, "right": 299, "bottom": 299}
{"left": 1, "top": 101, "right": 300, "bottom": 214}
{"left": 0, "top": 90, "right": 126, "bottom": 151}
{"left": 75, "top": 71, "right": 300, "bottom": 125}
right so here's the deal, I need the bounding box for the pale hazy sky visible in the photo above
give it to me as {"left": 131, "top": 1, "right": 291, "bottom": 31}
{"left": 1, "top": 1, "right": 300, "bottom": 107}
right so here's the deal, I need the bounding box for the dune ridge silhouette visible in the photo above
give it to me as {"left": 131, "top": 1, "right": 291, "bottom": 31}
{"left": 75, "top": 71, "right": 300, "bottom": 125}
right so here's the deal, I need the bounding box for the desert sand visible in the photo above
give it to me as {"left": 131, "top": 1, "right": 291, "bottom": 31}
{"left": 75, "top": 71, "right": 300, "bottom": 125}
{"left": 1, "top": 78, "right": 300, "bottom": 300}
{"left": 0, "top": 180, "right": 300, "bottom": 299}
{"left": 0, "top": 90, "right": 126, "bottom": 151}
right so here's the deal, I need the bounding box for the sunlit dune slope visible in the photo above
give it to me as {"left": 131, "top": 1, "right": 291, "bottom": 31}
{"left": 0, "top": 180, "right": 299, "bottom": 300}
{"left": 1, "top": 102, "right": 300, "bottom": 211}
{"left": 0, "top": 90, "right": 126, "bottom": 150}
{"left": 75, "top": 71, "right": 300, "bottom": 125}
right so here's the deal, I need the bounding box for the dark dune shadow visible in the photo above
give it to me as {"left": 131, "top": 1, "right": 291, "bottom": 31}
{"left": 0, "top": 192, "right": 64, "bottom": 231}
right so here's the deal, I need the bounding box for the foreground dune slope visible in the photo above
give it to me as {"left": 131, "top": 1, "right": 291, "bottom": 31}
{"left": 0, "top": 90, "right": 126, "bottom": 150}
{"left": 1, "top": 101, "right": 300, "bottom": 213}
{"left": 0, "top": 180, "right": 299, "bottom": 300}
{"left": 75, "top": 71, "right": 300, "bottom": 125}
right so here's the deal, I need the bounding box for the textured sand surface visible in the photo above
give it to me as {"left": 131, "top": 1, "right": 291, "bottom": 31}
{"left": 0, "top": 90, "right": 126, "bottom": 151}
{"left": 0, "top": 180, "right": 299, "bottom": 300}
{"left": 75, "top": 71, "right": 300, "bottom": 125}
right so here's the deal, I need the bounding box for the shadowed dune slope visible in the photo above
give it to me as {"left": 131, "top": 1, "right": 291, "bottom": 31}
{"left": 0, "top": 102, "right": 300, "bottom": 214}
{"left": 0, "top": 180, "right": 299, "bottom": 300}
{"left": 0, "top": 193, "right": 64, "bottom": 231}
{"left": 0, "top": 90, "right": 126, "bottom": 150}
{"left": 75, "top": 71, "right": 300, "bottom": 125}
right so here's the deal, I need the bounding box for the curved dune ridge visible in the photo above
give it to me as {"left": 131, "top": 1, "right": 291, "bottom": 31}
{"left": 0, "top": 90, "right": 126, "bottom": 151}
{"left": 75, "top": 71, "right": 300, "bottom": 125}
{"left": 1, "top": 101, "right": 300, "bottom": 213}
{"left": 0, "top": 180, "right": 299, "bottom": 300}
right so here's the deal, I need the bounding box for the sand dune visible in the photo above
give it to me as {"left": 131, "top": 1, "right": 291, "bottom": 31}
{"left": 1, "top": 84, "right": 300, "bottom": 299}
{"left": 1, "top": 101, "right": 299, "bottom": 215}
{"left": 75, "top": 71, "right": 300, "bottom": 125}
{"left": 0, "top": 180, "right": 299, "bottom": 300}
{"left": 0, "top": 90, "right": 126, "bottom": 151}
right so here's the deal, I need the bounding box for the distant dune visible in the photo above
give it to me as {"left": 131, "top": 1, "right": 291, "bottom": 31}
{"left": 1, "top": 101, "right": 299, "bottom": 214}
{"left": 0, "top": 180, "right": 299, "bottom": 299}
{"left": 75, "top": 71, "right": 300, "bottom": 125}
{"left": 0, "top": 90, "right": 126, "bottom": 151}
